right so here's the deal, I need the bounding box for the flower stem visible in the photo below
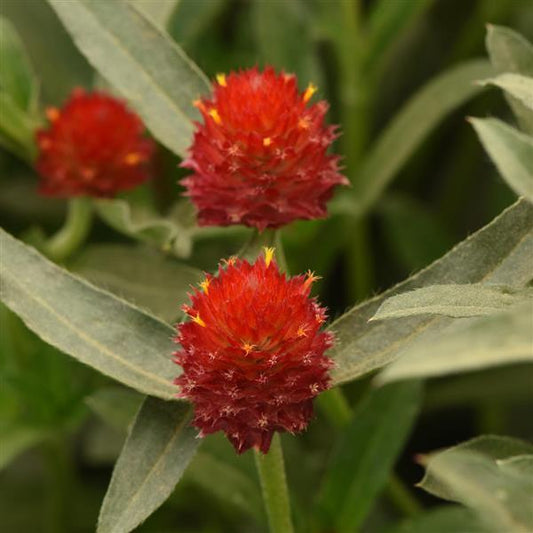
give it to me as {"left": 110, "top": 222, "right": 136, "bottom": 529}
{"left": 254, "top": 434, "right": 294, "bottom": 533}
{"left": 386, "top": 472, "right": 422, "bottom": 517}
{"left": 45, "top": 197, "right": 93, "bottom": 262}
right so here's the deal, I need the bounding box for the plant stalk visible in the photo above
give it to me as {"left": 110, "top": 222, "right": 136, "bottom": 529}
{"left": 254, "top": 434, "right": 294, "bottom": 533}
{"left": 45, "top": 197, "right": 93, "bottom": 262}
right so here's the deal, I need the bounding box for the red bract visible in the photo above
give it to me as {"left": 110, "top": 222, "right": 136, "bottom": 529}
{"left": 35, "top": 89, "right": 154, "bottom": 197}
{"left": 181, "top": 66, "right": 348, "bottom": 230}
{"left": 173, "top": 249, "right": 334, "bottom": 454}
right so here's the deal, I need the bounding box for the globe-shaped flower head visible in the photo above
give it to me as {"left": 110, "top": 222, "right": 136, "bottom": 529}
{"left": 36, "top": 89, "right": 154, "bottom": 197}
{"left": 182, "top": 67, "right": 348, "bottom": 230}
{"left": 174, "top": 249, "right": 334, "bottom": 454}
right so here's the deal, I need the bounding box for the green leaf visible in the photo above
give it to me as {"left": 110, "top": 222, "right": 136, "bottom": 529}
{"left": 0, "top": 228, "right": 178, "bottom": 400}
{"left": 390, "top": 506, "right": 489, "bottom": 533}
{"left": 71, "top": 244, "right": 203, "bottom": 323}
{"left": 329, "top": 199, "right": 533, "bottom": 386}
{"left": 85, "top": 386, "right": 144, "bottom": 432}
{"left": 480, "top": 73, "right": 533, "bottom": 110}
{"left": 0, "top": 425, "right": 48, "bottom": 470}
{"left": 47, "top": 0, "right": 210, "bottom": 157}
{"left": 350, "top": 60, "right": 494, "bottom": 215}
{"left": 418, "top": 436, "right": 533, "bottom": 532}
{"left": 0, "top": 92, "right": 39, "bottom": 160}
{"left": 371, "top": 284, "right": 530, "bottom": 320}
{"left": 97, "top": 398, "right": 199, "bottom": 533}
{"left": 470, "top": 117, "right": 533, "bottom": 202}
{"left": 170, "top": 0, "right": 225, "bottom": 46}
{"left": 94, "top": 199, "right": 194, "bottom": 258}
{"left": 317, "top": 381, "right": 422, "bottom": 532}
{"left": 377, "top": 301, "right": 533, "bottom": 383}
{"left": 130, "top": 0, "right": 177, "bottom": 28}
{"left": 0, "top": 16, "right": 39, "bottom": 113}
{"left": 486, "top": 25, "right": 533, "bottom": 134}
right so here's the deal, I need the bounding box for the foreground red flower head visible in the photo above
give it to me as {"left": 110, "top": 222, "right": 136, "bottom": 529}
{"left": 174, "top": 249, "right": 334, "bottom": 454}
{"left": 35, "top": 89, "right": 154, "bottom": 197}
{"left": 182, "top": 66, "right": 348, "bottom": 230}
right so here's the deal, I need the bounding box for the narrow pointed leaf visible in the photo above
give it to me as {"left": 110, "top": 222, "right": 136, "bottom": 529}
{"left": 480, "top": 73, "right": 533, "bottom": 110}
{"left": 351, "top": 60, "right": 494, "bottom": 214}
{"left": 98, "top": 398, "right": 199, "bottom": 533}
{"left": 329, "top": 199, "right": 533, "bottom": 386}
{"left": 371, "top": 284, "right": 531, "bottom": 320}
{"left": 318, "top": 381, "right": 422, "bottom": 532}
{"left": 377, "top": 301, "right": 533, "bottom": 383}
{"left": 486, "top": 25, "right": 533, "bottom": 133}
{"left": 130, "top": 0, "right": 178, "bottom": 28}
{"left": 418, "top": 436, "right": 533, "bottom": 532}
{"left": 47, "top": 0, "right": 210, "bottom": 157}
{"left": 0, "top": 228, "right": 177, "bottom": 399}
{"left": 71, "top": 244, "right": 202, "bottom": 323}
{"left": 470, "top": 117, "right": 533, "bottom": 202}
{"left": 0, "top": 426, "right": 48, "bottom": 470}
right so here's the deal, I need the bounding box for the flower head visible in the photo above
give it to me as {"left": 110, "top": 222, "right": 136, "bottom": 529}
{"left": 182, "top": 66, "right": 348, "bottom": 230}
{"left": 36, "top": 88, "right": 154, "bottom": 197}
{"left": 174, "top": 250, "right": 334, "bottom": 454}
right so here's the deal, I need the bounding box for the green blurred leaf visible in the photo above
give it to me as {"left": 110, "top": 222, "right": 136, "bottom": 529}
{"left": 95, "top": 199, "right": 194, "bottom": 258}
{"left": 480, "top": 73, "right": 533, "bottom": 110}
{"left": 0, "top": 425, "right": 48, "bottom": 470}
{"left": 418, "top": 436, "right": 533, "bottom": 532}
{"left": 71, "top": 244, "right": 202, "bottom": 323}
{"left": 252, "top": 0, "right": 323, "bottom": 87}
{"left": 318, "top": 381, "right": 422, "bottom": 532}
{"left": 351, "top": 60, "right": 494, "bottom": 215}
{"left": 470, "top": 117, "right": 533, "bottom": 202}
{"left": 390, "top": 506, "right": 489, "bottom": 533}
{"left": 47, "top": 0, "right": 210, "bottom": 157}
{"left": 85, "top": 386, "right": 144, "bottom": 432}
{"left": 371, "top": 284, "right": 531, "bottom": 320}
{"left": 0, "top": 92, "right": 39, "bottom": 160}
{"left": 0, "top": 228, "right": 178, "bottom": 400}
{"left": 486, "top": 25, "right": 533, "bottom": 134}
{"left": 0, "top": 16, "right": 38, "bottom": 113}
{"left": 97, "top": 398, "right": 199, "bottom": 533}
{"left": 170, "top": 0, "right": 225, "bottom": 47}
{"left": 329, "top": 199, "right": 533, "bottom": 386}
{"left": 377, "top": 301, "right": 533, "bottom": 384}
{"left": 130, "top": 0, "right": 178, "bottom": 28}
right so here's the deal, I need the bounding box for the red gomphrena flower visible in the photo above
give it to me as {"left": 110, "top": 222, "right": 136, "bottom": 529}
{"left": 35, "top": 88, "right": 154, "bottom": 197}
{"left": 173, "top": 249, "right": 334, "bottom": 454}
{"left": 181, "top": 66, "right": 348, "bottom": 230}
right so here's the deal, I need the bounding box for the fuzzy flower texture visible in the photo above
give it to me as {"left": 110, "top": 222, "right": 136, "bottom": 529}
{"left": 174, "top": 249, "right": 334, "bottom": 454}
{"left": 182, "top": 67, "right": 348, "bottom": 230}
{"left": 36, "top": 89, "right": 154, "bottom": 197}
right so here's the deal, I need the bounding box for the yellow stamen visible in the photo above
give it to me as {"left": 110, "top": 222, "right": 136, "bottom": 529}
{"left": 192, "top": 313, "right": 206, "bottom": 327}
{"left": 193, "top": 99, "right": 206, "bottom": 112}
{"left": 263, "top": 247, "right": 275, "bottom": 267}
{"left": 242, "top": 342, "right": 255, "bottom": 355}
{"left": 263, "top": 137, "right": 272, "bottom": 147}
{"left": 200, "top": 277, "right": 211, "bottom": 294}
{"left": 303, "top": 270, "right": 321, "bottom": 290}
{"left": 123, "top": 152, "right": 142, "bottom": 166}
{"left": 208, "top": 108, "right": 222, "bottom": 124}
{"left": 223, "top": 256, "right": 237, "bottom": 266}
{"left": 46, "top": 107, "right": 60, "bottom": 122}
{"left": 297, "top": 326, "right": 308, "bottom": 338}
{"left": 298, "top": 116, "right": 310, "bottom": 129}
{"left": 303, "top": 82, "right": 317, "bottom": 103}
{"left": 216, "top": 73, "right": 227, "bottom": 87}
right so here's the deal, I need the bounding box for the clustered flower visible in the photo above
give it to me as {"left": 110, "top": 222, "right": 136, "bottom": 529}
{"left": 173, "top": 250, "right": 334, "bottom": 454}
{"left": 181, "top": 66, "right": 348, "bottom": 230}
{"left": 35, "top": 88, "right": 154, "bottom": 197}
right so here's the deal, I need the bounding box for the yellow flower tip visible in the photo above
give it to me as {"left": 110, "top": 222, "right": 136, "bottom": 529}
{"left": 216, "top": 73, "right": 227, "bottom": 87}
{"left": 297, "top": 326, "right": 308, "bottom": 338}
{"left": 242, "top": 342, "right": 255, "bottom": 355}
{"left": 123, "top": 152, "right": 142, "bottom": 166}
{"left": 263, "top": 137, "right": 272, "bottom": 147}
{"left": 303, "top": 82, "right": 317, "bottom": 103}
{"left": 208, "top": 108, "right": 222, "bottom": 124}
{"left": 263, "top": 247, "right": 275, "bottom": 267}
{"left": 223, "top": 256, "right": 237, "bottom": 267}
{"left": 298, "top": 116, "right": 311, "bottom": 130}
{"left": 46, "top": 107, "right": 60, "bottom": 122}
{"left": 200, "top": 277, "right": 211, "bottom": 294}
{"left": 303, "top": 270, "right": 321, "bottom": 290}
{"left": 193, "top": 99, "right": 206, "bottom": 112}
{"left": 192, "top": 313, "right": 206, "bottom": 328}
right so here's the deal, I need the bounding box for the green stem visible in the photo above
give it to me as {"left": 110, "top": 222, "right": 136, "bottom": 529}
{"left": 254, "top": 434, "right": 294, "bottom": 533}
{"left": 45, "top": 197, "right": 93, "bottom": 262}
{"left": 386, "top": 472, "right": 422, "bottom": 518}
{"left": 316, "top": 387, "right": 353, "bottom": 429}
{"left": 239, "top": 228, "right": 277, "bottom": 263}
{"left": 346, "top": 217, "right": 375, "bottom": 302}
